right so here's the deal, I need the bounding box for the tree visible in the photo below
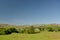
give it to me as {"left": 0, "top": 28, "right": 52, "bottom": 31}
{"left": 5, "top": 28, "right": 19, "bottom": 34}
{"left": 47, "top": 27, "right": 54, "bottom": 32}
{"left": 0, "top": 28, "right": 6, "bottom": 35}
{"left": 28, "top": 26, "right": 35, "bottom": 34}
{"left": 38, "top": 25, "right": 46, "bottom": 31}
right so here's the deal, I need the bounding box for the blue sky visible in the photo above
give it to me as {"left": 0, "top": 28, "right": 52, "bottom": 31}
{"left": 0, "top": 0, "right": 60, "bottom": 25}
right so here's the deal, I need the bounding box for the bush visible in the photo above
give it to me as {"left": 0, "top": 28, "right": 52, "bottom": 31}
{"left": 47, "top": 27, "right": 54, "bottom": 32}
{"left": 35, "top": 28, "right": 40, "bottom": 33}
{"left": 5, "top": 28, "right": 19, "bottom": 34}
{"left": 22, "top": 26, "right": 35, "bottom": 34}
{"left": 0, "top": 28, "right": 6, "bottom": 35}
{"left": 18, "top": 28, "right": 25, "bottom": 33}
{"left": 23, "top": 27, "right": 29, "bottom": 33}
{"left": 28, "top": 26, "right": 35, "bottom": 34}
{"left": 38, "top": 26, "right": 46, "bottom": 31}
{"left": 57, "top": 27, "right": 60, "bottom": 31}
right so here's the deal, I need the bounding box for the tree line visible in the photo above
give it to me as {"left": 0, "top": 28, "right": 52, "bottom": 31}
{"left": 0, "top": 24, "right": 60, "bottom": 35}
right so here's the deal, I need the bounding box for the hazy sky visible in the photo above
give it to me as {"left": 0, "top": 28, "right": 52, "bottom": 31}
{"left": 0, "top": 0, "right": 60, "bottom": 25}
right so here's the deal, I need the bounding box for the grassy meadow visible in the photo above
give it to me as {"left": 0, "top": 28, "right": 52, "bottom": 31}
{"left": 0, "top": 32, "right": 60, "bottom": 40}
{"left": 0, "top": 24, "right": 60, "bottom": 40}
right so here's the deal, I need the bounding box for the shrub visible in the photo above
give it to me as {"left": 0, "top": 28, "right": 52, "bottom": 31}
{"left": 57, "top": 27, "right": 60, "bottom": 31}
{"left": 47, "top": 27, "right": 54, "bottom": 32}
{"left": 0, "top": 28, "right": 6, "bottom": 35}
{"left": 35, "top": 28, "right": 40, "bottom": 33}
{"left": 5, "top": 28, "right": 19, "bottom": 34}
{"left": 28, "top": 26, "right": 35, "bottom": 34}
{"left": 38, "top": 26, "right": 46, "bottom": 31}
{"left": 18, "top": 28, "right": 25, "bottom": 33}
{"left": 22, "top": 26, "right": 35, "bottom": 34}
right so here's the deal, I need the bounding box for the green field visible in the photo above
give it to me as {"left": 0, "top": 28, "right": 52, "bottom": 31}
{"left": 0, "top": 32, "right": 60, "bottom": 40}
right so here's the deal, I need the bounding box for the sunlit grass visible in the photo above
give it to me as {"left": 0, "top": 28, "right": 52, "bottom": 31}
{"left": 0, "top": 32, "right": 60, "bottom": 40}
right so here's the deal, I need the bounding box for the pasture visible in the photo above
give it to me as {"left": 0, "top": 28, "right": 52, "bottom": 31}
{"left": 0, "top": 32, "right": 60, "bottom": 40}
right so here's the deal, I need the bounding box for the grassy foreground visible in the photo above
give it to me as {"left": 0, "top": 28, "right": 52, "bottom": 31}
{"left": 0, "top": 32, "right": 60, "bottom": 40}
